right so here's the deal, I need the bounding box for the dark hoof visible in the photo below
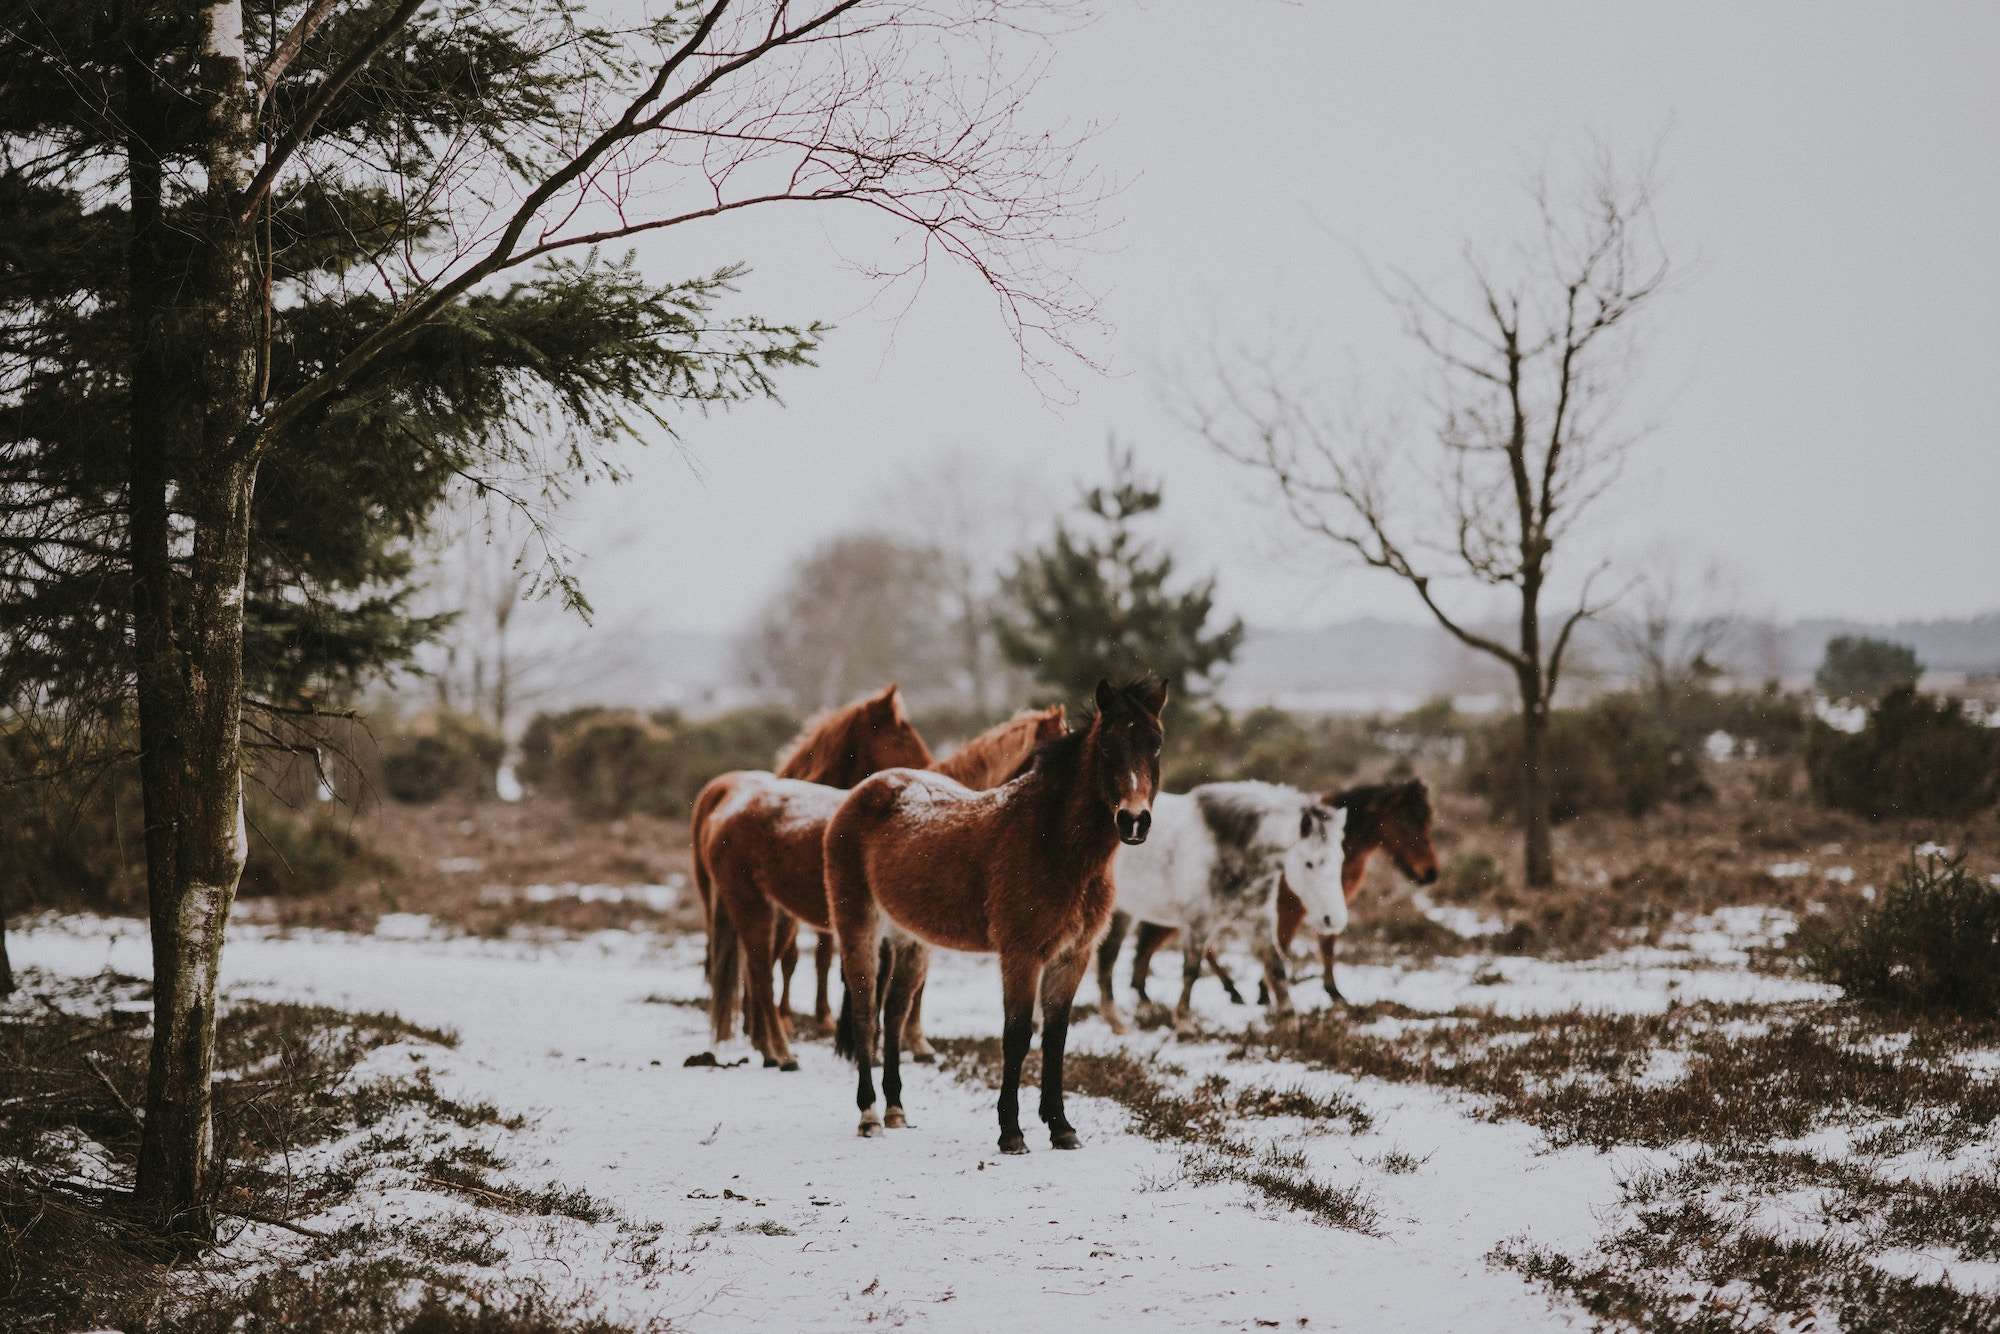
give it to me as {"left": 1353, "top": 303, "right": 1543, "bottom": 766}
{"left": 1050, "top": 1129, "right": 1080, "bottom": 1150}
{"left": 859, "top": 1110, "right": 883, "bottom": 1138}
{"left": 683, "top": 1052, "right": 719, "bottom": 1067}
{"left": 884, "top": 1106, "right": 908, "bottom": 1129}
{"left": 762, "top": 1055, "right": 780, "bottom": 1068}
{"left": 911, "top": 1050, "right": 936, "bottom": 1065}
{"left": 779, "top": 1059, "right": 800, "bottom": 1072}
{"left": 998, "top": 1132, "right": 1028, "bottom": 1155}
{"left": 1256, "top": 984, "right": 1270, "bottom": 1006}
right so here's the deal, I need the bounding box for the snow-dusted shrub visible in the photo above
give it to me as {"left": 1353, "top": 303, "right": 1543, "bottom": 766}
{"left": 1806, "top": 686, "right": 1998, "bottom": 820}
{"left": 1460, "top": 692, "right": 1711, "bottom": 823}
{"left": 1800, "top": 854, "right": 2000, "bottom": 1016}
{"left": 380, "top": 711, "right": 504, "bottom": 804}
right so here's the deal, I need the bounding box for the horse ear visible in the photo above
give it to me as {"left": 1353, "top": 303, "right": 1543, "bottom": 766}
{"left": 1132, "top": 675, "right": 1168, "bottom": 718}
{"left": 875, "top": 683, "right": 905, "bottom": 721}
{"left": 1094, "top": 679, "right": 1116, "bottom": 715}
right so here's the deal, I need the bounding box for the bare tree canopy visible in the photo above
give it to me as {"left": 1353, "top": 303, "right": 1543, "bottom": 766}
{"left": 1197, "top": 150, "right": 1673, "bottom": 886}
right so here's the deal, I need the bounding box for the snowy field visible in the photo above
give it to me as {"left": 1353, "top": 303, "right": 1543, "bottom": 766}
{"left": 9, "top": 905, "right": 1995, "bottom": 1331}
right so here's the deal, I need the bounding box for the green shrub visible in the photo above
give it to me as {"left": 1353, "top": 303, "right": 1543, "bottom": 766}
{"left": 239, "top": 805, "right": 394, "bottom": 898}
{"left": 380, "top": 712, "right": 503, "bottom": 804}
{"left": 535, "top": 705, "right": 799, "bottom": 820}
{"left": 1815, "top": 635, "right": 1922, "bottom": 704}
{"left": 515, "top": 706, "right": 617, "bottom": 792}
{"left": 1435, "top": 851, "right": 1504, "bottom": 902}
{"left": 1799, "top": 855, "right": 2000, "bottom": 1016}
{"left": 1670, "top": 686, "right": 1813, "bottom": 759}
{"left": 1461, "top": 692, "right": 1711, "bottom": 823}
{"left": 1806, "top": 686, "right": 1998, "bottom": 820}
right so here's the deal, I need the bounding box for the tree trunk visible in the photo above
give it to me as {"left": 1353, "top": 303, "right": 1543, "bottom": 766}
{"left": 1, "top": 895, "right": 14, "bottom": 995}
{"left": 1518, "top": 692, "right": 1555, "bottom": 888}
{"left": 129, "top": 0, "right": 261, "bottom": 1235}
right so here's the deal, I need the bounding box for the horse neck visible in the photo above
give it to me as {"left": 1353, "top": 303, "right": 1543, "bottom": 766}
{"left": 1020, "top": 726, "right": 1118, "bottom": 876}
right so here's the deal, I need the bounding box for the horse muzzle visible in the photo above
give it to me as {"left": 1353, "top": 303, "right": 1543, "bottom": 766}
{"left": 1116, "top": 808, "right": 1151, "bottom": 845}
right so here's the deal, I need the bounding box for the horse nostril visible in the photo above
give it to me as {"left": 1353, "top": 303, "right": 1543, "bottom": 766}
{"left": 1136, "top": 811, "right": 1151, "bottom": 837}
{"left": 1421, "top": 868, "right": 1439, "bottom": 886}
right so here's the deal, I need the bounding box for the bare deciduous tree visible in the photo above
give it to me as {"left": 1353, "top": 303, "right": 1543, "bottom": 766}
{"left": 1197, "top": 153, "right": 1672, "bottom": 887}
{"left": 884, "top": 445, "right": 1049, "bottom": 713}
{"left": 738, "top": 530, "right": 958, "bottom": 712}
{"left": 1611, "top": 544, "right": 1743, "bottom": 709}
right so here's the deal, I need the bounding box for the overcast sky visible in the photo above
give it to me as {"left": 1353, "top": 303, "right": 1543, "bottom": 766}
{"left": 539, "top": 1, "right": 1999, "bottom": 639}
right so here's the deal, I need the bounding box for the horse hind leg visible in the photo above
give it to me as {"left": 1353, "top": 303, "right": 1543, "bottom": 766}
{"left": 741, "top": 907, "right": 797, "bottom": 1070}
{"left": 881, "top": 941, "right": 928, "bottom": 1128}
{"left": 1206, "top": 948, "right": 1245, "bottom": 1004}
{"left": 825, "top": 825, "right": 883, "bottom": 1136}
{"left": 1174, "top": 928, "right": 1208, "bottom": 1034}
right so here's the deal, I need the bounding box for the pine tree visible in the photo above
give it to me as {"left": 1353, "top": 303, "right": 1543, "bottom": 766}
{"left": 996, "top": 443, "right": 1244, "bottom": 707}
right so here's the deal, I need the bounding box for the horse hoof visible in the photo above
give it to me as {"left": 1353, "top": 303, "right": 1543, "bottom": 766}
{"left": 1050, "top": 1129, "right": 1080, "bottom": 1150}
{"left": 998, "top": 1132, "right": 1028, "bottom": 1155}
{"left": 858, "top": 1117, "right": 883, "bottom": 1138}
{"left": 762, "top": 1056, "right": 780, "bottom": 1069}
{"left": 779, "top": 1059, "right": 800, "bottom": 1072}
{"left": 884, "top": 1106, "right": 907, "bottom": 1129}
{"left": 683, "top": 1052, "right": 719, "bottom": 1067}
{"left": 1100, "top": 1008, "right": 1129, "bottom": 1035}
{"left": 911, "top": 1049, "right": 936, "bottom": 1065}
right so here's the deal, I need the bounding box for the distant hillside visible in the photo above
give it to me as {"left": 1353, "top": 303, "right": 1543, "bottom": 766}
{"left": 472, "top": 611, "right": 2000, "bottom": 721}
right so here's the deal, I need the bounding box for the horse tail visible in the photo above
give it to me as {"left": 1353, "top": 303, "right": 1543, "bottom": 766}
{"left": 709, "top": 900, "right": 743, "bottom": 1047}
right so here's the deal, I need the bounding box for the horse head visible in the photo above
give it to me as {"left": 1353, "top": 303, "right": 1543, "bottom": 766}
{"left": 862, "top": 683, "right": 934, "bottom": 774}
{"left": 1330, "top": 778, "right": 1439, "bottom": 893}
{"left": 1093, "top": 677, "right": 1167, "bottom": 845}
{"left": 1283, "top": 801, "right": 1348, "bottom": 935}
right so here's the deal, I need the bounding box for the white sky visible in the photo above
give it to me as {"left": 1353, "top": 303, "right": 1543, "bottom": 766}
{"left": 549, "top": 1, "right": 2000, "bottom": 636}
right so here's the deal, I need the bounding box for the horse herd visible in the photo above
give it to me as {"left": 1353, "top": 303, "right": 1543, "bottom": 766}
{"left": 689, "top": 680, "right": 1440, "bottom": 1154}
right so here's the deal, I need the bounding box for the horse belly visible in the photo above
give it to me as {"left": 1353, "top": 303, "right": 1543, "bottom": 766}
{"left": 719, "top": 818, "right": 831, "bottom": 931}
{"left": 868, "top": 844, "right": 994, "bottom": 954}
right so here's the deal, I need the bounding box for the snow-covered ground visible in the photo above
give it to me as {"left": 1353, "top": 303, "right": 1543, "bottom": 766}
{"left": 0, "top": 910, "right": 1964, "bottom": 1329}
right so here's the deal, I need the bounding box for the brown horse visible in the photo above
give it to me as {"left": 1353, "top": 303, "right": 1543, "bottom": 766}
{"left": 773, "top": 704, "right": 1069, "bottom": 1038}
{"left": 690, "top": 685, "right": 933, "bottom": 1066}
{"left": 1126, "top": 778, "right": 1440, "bottom": 1007}
{"left": 700, "top": 704, "right": 1067, "bottom": 1069}
{"left": 827, "top": 678, "right": 1166, "bottom": 1152}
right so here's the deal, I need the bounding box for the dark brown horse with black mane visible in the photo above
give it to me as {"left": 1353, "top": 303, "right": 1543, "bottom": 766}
{"left": 773, "top": 704, "right": 1069, "bottom": 1041}
{"left": 1125, "top": 778, "right": 1439, "bottom": 1007}
{"left": 828, "top": 678, "right": 1167, "bottom": 1152}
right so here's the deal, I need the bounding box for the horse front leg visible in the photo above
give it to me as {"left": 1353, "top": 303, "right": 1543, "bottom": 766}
{"left": 776, "top": 918, "right": 799, "bottom": 1020}
{"left": 1174, "top": 927, "right": 1208, "bottom": 1034}
{"left": 1093, "top": 911, "right": 1131, "bottom": 1034}
{"left": 1038, "top": 947, "right": 1091, "bottom": 1149}
{"left": 902, "top": 977, "right": 934, "bottom": 1063}
{"left": 1319, "top": 932, "right": 1346, "bottom": 1005}
{"left": 996, "top": 953, "right": 1042, "bottom": 1155}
